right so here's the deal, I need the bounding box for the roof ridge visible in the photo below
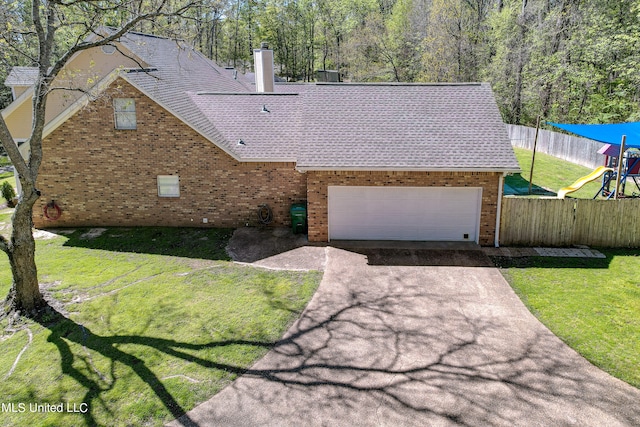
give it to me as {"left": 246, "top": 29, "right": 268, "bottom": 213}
{"left": 315, "top": 82, "right": 484, "bottom": 87}
{"left": 195, "top": 92, "right": 299, "bottom": 96}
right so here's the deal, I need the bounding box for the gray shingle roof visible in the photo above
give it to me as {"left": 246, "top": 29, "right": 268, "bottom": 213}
{"left": 189, "top": 92, "right": 302, "bottom": 160}
{"left": 5, "top": 67, "right": 39, "bottom": 86}
{"left": 295, "top": 83, "right": 519, "bottom": 171}
{"left": 185, "top": 82, "right": 519, "bottom": 170}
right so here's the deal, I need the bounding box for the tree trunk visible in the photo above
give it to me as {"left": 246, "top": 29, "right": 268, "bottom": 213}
{"left": 5, "top": 198, "right": 44, "bottom": 314}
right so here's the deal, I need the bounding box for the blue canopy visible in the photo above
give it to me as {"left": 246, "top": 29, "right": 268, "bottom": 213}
{"left": 547, "top": 121, "right": 640, "bottom": 149}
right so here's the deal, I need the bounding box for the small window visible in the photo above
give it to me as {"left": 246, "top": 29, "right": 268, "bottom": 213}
{"left": 157, "top": 175, "right": 180, "bottom": 197}
{"left": 114, "top": 98, "right": 136, "bottom": 129}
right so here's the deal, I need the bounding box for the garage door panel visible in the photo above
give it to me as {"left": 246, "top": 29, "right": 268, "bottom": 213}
{"left": 328, "top": 186, "right": 481, "bottom": 242}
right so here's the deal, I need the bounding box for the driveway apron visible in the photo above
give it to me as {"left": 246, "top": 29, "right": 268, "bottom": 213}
{"left": 169, "top": 247, "right": 640, "bottom": 427}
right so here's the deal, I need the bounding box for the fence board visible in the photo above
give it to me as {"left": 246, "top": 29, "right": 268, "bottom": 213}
{"left": 507, "top": 124, "right": 606, "bottom": 169}
{"left": 500, "top": 197, "right": 640, "bottom": 247}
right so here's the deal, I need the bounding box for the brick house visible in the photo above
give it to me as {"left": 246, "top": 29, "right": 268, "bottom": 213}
{"left": 3, "top": 30, "right": 520, "bottom": 246}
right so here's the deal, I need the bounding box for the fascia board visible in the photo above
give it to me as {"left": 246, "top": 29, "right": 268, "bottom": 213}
{"left": 1, "top": 86, "right": 34, "bottom": 119}
{"left": 295, "top": 166, "right": 522, "bottom": 173}
{"left": 236, "top": 157, "right": 298, "bottom": 163}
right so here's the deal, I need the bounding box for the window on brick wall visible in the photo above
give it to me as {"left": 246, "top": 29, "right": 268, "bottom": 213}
{"left": 157, "top": 175, "right": 180, "bottom": 197}
{"left": 113, "top": 98, "right": 137, "bottom": 129}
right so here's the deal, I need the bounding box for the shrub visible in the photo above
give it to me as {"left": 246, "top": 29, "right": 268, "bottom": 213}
{"left": 1, "top": 181, "right": 16, "bottom": 207}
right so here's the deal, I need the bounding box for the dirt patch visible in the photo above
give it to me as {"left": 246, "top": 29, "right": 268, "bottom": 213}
{"left": 80, "top": 228, "right": 107, "bottom": 239}
{"left": 226, "top": 227, "right": 312, "bottom": 263}
{"left": 33, "top": 229, "right": 61, "bottom": 240}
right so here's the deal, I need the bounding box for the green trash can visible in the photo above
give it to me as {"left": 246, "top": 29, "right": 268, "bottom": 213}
{"left": 290, "top": 203, "right": 307, "bottom": 234}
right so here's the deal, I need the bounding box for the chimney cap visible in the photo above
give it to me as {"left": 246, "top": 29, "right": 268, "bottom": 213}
{"left": 260, "top": 42, "right": 269, "bottom": 50}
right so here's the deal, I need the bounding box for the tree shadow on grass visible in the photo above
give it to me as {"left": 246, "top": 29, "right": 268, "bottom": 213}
{"left": 504, "top": 173, "right": 557, "bottom": 196}
{"left": 59, "top": 227, "right": 234, "bottom": 260}
{"left": 36, "top": 306, "right": 273, "bottom": 426}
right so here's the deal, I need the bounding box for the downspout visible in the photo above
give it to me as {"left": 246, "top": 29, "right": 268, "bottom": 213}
{"left": 495, "top": 172, "right": 506, "bottom": 247}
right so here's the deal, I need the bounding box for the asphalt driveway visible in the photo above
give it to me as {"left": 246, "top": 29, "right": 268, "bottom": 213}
{"left": 169, "top": 246, "right": 640, "bottom": 426}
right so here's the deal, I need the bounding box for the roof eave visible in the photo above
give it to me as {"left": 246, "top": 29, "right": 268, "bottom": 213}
{"left": 237, "top": 157, "right": 298, "bottom": 163}
{"left": 1, "top": 85, "right": 35, "bottom": 119}
{"left": 295, "top": 166, "right": 521, "bottom": 173}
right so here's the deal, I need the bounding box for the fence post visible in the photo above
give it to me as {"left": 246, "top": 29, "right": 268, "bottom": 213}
{"left": 528, "top": 116, "right": 541, "bottom": 195}
{"left": 614, "top": 135, "right": 626, "bottom": 200}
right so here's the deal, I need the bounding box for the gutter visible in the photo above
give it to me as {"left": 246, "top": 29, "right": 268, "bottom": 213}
{"left": 295, "top": 166, "right": 521, "bottom": 173}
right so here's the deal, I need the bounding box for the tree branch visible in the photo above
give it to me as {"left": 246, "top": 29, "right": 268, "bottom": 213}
{"left": 47, "top": 0, "right": 190, "bottom": 80}
{"left": 0, "top": 233, "right": 10, "bottom": 255}
{"left": 32, "top": 1, "right": 47, "bottom": 65}
{"left": 0, "top": 116, "right": 29, "bottom": 185}
{"left": 0, "top": 35, "right": 38, "bottom": 63}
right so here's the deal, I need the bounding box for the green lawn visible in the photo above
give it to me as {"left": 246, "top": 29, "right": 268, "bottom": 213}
{"left": 508, "top": 147, "right": 637, "bottom": 198}
{"left": 0, "top": 225, "right": 321, "bottom": 426}
{"left": 497, "top": 251, "right": 640, "bottom": 389}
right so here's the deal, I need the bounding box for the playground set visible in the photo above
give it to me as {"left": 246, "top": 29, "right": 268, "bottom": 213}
{"left": 549, "top": 122, "right": 640, "bottom": 199}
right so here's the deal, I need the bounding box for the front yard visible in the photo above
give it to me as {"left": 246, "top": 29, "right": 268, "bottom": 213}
{"left": 0, "top": 221, "right": 321, "bottom": 426}
{"left": 496, "top": 251, "right": 640, "bottom": 389}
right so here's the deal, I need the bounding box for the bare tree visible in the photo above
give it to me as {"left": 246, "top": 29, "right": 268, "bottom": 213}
{"left": 0, "top": 0, "right": 202, "bottom": 316}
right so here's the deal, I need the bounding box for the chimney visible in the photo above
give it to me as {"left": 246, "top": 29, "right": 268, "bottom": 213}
{"left": 254, "top": 42, "right": 274, "bottom": 93}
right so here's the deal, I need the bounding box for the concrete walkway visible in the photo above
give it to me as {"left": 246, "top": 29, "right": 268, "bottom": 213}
{"left": 169, "top": 245, "right": 640, "bottom": 427}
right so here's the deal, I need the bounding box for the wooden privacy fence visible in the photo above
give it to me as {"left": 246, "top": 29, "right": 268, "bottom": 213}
{"left": 507, "top": 124, "right": 606, "bottom": 169}
{"left": 500, "top": 197, "right": 640, "bottom": 247}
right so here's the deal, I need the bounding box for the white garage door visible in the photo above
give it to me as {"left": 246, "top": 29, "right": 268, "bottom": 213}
{"left": 328, "top": 186, "right": 482, "bottom": 242}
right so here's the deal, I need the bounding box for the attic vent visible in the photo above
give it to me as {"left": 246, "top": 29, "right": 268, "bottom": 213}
{"left": 237, "top": 139, "right": 246, "bottom": 146}
{"left": 101, "top": 45, "right": 116, "bottom": 55}
{"left": 261, "top": 104, "right": 270, "bottom": 113}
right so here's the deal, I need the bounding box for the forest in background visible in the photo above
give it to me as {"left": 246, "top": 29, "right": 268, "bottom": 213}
{"left": 2, "top": 0, "right": 640, "bottom": 126}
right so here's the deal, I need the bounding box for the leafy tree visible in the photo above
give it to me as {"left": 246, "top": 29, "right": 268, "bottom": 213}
{"left": 483, "top": 0, "right": 534, "bottom": 124}
{"left": 420, "top": 0, "right": 492, "bottom": 82}
{"left": 0, "top": 0, "right": 202, "bottom": 315}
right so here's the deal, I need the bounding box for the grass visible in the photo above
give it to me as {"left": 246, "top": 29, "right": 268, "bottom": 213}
{"left": 507, "top": 147, "right": 638, "bottom": 198}
{"left": 0, "top": 224, "right": 322, "bottom": 426}
{"left": 0, "top": 171, "right": 16, "bottom": 195}
{"left": 497, "top": 251, "right": 640, "bottom": 389}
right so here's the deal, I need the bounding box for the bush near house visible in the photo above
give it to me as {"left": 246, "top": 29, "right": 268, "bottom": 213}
{"left": 1, "top": 180, "right": 17, "bottom": 207}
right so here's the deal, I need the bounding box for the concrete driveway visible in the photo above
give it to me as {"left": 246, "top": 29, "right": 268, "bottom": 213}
{"left": 169, "top": 245, "right": 640, "bottom": 427}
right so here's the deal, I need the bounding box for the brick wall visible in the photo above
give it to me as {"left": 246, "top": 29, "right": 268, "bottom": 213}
{"left": 34, "top": 79, "right": 306, "bottom": 228}
{"left": 306, "top": 171, "right": 501, "bottom": 245}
